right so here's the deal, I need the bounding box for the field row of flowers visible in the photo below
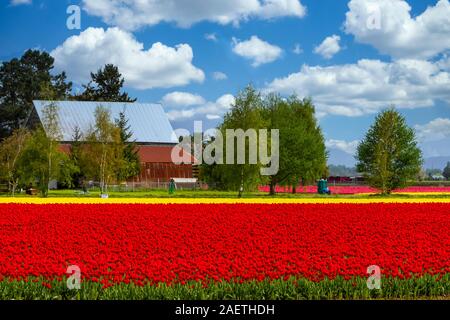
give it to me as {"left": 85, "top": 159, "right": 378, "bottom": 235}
{"left": 0, "top": 203, "right": 449, "bottom": 288}
{"left": 1, "top": 197, "right": 450, "bottom": 205}
{"left": 259, "top": 185, "right": 450, "bottom": 194}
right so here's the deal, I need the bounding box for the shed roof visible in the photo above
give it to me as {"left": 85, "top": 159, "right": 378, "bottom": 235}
{"left": 32, "top": 100, "right": 178, "bottom": 144}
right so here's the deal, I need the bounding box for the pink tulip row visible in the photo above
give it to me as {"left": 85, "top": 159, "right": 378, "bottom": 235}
{"left": 259, "top": 185, "right": 450, "bottom": 194}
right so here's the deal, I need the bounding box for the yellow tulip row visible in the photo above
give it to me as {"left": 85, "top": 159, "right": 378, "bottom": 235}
{"left": 0, "top": 196, "right": 449, "bottom": 204}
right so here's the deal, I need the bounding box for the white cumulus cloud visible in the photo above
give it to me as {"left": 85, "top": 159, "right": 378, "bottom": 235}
{"left": 82, "top": 0, "right": 306, "bottom": 30}
{"left": 326, "top": 139, "right": 359, "bottom": 155}
{"left": 212, "top": 72, "right": 228, "bottom": 80}
{"left": 232, "top": 36, "right": 282, "bottom": 67}
{"left": 166, "top": 94, "right": 235, "bottom": 121}
{"left": 50, "top": 27, "right": 205, "bottom": 90}
{"left": 344, "top": 0, "right": 450, "bottom": 59}
{"left": 415, "top": 118, "right": 450, "bottom": 142}
{"left": 205, "top": 33, "right": 218, "bottom": 42}
{"left": 265, "top": 58, "right": 450, "bottom": 117}
{"left": 162, "top": 92, "right": 206, "bottom": 108}
{"left": 314, "top": 35, "right": 341, "bottom": 59}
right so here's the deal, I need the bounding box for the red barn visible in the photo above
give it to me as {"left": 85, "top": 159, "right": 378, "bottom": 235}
{"left": 136, "top": 145, "right": 195, "bottom": 183}
{"left": 33, "top": 100, "right": 195, "bottom": 185}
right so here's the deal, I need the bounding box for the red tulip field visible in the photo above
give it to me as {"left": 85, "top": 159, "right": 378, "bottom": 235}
{"left": 0, "top": 202, "right": 449, "bottom": 299}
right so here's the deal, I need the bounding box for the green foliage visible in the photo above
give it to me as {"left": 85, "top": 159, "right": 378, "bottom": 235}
{"left": 16, "top": 102, "right": 77, "bottom": 196}
{"left": 443, "top": 162, "right": 450, "bottom": 180}
{"left": 203, "top": 85, "right": 266, "bottom": 196}
{"left": 17, "top": 128, "right": 67, "bottom": 197}
{"left": 356, "top": 108, "right": 423, "bottom": 194}
{"left": 75, "top": 64, "right": 135, "bottom": 102}
{"left": 79, "top": 106, "right": 124, "bottom": 194}
{"left": 0, "top": 128, "right": 31, "bottom": 195}
{"left": 64, "top": 126, "right": 84, "bottom": 188}
{"left": 0, "top": 275, "right": 448, "bottom": 300}
{"left": 262, "top": 95, "right": 327, "bottom": 194}
{"left": 115, "top": 111, "right": 141, "bottom": 182}
{"left": 0, "top": 49, "right": 72, "bottom": 139}
{"left": 202, "top": 87, "right": 328, "bottom": 196}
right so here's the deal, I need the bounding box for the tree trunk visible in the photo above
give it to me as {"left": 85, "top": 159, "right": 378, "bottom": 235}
{"left": 40, "top": 176, "right": 49, "bottom": 197}
{"left": 269, "top": 178, "right": 276, "bottom": 196}
{"left": 100, "top": 144, "right": 107, "bottom": 194}
{"left": 301, "top": 178, "right": 307, "bottom": 193}
{"left": 238, "top": 166, "right": 244, "bottom": 198}
{"left": 11, "top": 179, "right": 18, "bottom": 197}
{"left": 48, "top": 147, "right": 52, "bottom": 190}
{"left": 292, "top": 185, "right": 296, "bottom": 194}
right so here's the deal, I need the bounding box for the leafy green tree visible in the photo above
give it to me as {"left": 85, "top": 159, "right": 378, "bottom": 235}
{"left": 65, "top": 126, "right": 84, "bottom": 188}
{"left": 443, "top": 162, "right": 450, "bottom": 180}
{"left": 18, "top": 129, "right": 58, "bottom": 196}
{"left": 356, "top": 108, "right": 422, "bottom": 194}
{"left": 75, "top": 64, "right": 135, "bottom": 102}
{"left": 0, "top": 50, "right": 72, "bottom": 139}
{"left": 0, "top": 128, "right": 31, "bottom": 195}
{"left": 204, "top": 85, "right": 266, "bottom": 197}
{"left": 262, "top": 95, "right": 327, "bottom": 195}
{"left": 80, "top": 106, "right": 123, "bottom": 194}
{"left": 17, "top": 102, "right": 74, "bottom": 197}
{"left": 289, "top": 98, "right": 328, "bottom": 193}
{"left": 115, "top": 111, "right": 141, "bottom": 182}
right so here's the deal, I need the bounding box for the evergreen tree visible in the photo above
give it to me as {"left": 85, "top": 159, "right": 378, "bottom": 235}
{"left": 115, "top": 111, "right": 140, "bottom": 182}
{"left": 0, "top": 49, "right": 72, "bottom": 139}
{"left": 443, "top": 162, "right": 450, "bottom": 180}
{"left": 68, "top": 126, "right": 83, "bottom": 188}
{"left": 75, "top": 64, "right": 135, "bottom": 102}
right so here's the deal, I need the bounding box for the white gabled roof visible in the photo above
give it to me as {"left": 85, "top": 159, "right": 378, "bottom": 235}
{"left": 33, "top": 100, "right": 178, "bottom": 144}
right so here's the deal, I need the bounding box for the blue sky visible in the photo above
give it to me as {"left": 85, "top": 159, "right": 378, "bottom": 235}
{"left": 1, "top": 0, "right": 450, "bottom": 166}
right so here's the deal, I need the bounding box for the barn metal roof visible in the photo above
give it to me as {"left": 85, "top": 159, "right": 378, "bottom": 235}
{"left": 32, "top": 100, "right": 178, "bottom": 144}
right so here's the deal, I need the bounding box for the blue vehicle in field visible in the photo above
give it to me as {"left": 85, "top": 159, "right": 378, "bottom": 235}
{"left": 317, "top": 179, "right": 331, "bottom": 195}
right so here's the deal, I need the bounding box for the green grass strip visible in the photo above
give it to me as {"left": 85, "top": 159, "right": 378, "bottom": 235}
{"left": 0, "top": 275, "right": 448, "bottom": 300}
{"left": 1, "top": 189, "right": 450, "bottom": 199}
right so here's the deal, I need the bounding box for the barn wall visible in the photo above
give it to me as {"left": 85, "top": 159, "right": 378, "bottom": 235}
{"left": 59, "top": 143, "right": 194, "bottom": 183}
{"left": 134, "top": 145, "right": 194, "bottom": 183}
{"left": 136, "top": 162, "right": 193, "bottom": 183}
